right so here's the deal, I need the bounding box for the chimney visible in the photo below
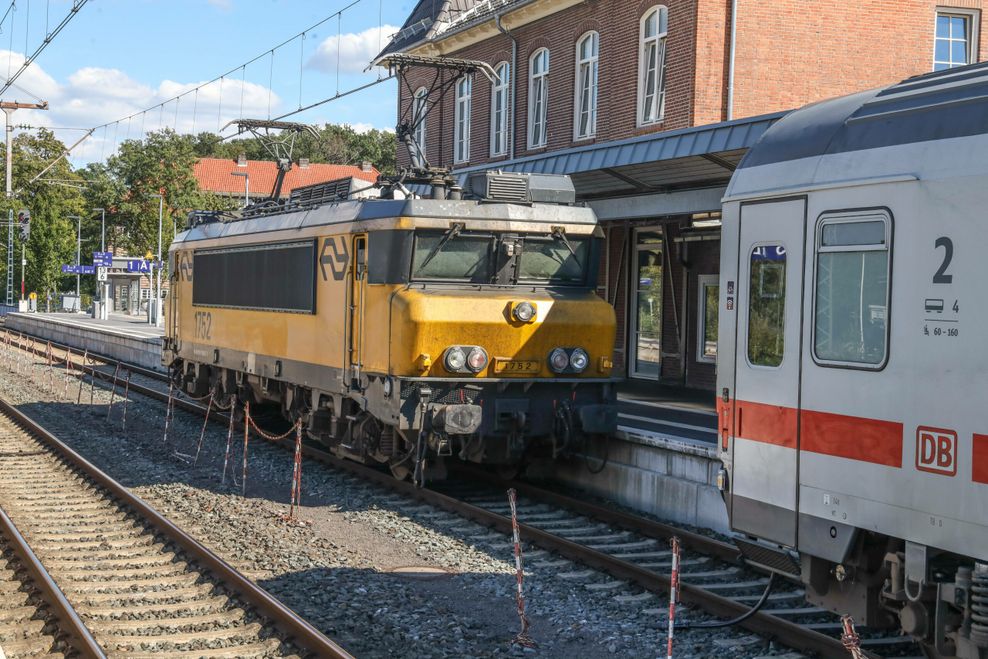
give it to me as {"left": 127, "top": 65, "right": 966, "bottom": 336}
{"left": 299, "top": 157, "right": 310, "bottom": 169}
{"left": 361, "top": 160, "right": 372, "bottom": 172}
{"left": 237, "top": 153, "right": 247, "bottom": 167}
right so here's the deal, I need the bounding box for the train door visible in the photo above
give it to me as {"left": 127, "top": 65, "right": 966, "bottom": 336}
{"left": 347, "top": 235, "right": 367, "bottom": 390}
{"left": 731, "top": 198, "right": 805, "bottom": 547}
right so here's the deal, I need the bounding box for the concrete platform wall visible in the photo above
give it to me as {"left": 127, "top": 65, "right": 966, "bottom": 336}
{"left": 554, "top": 429, "right": 729, "bottom": 534}
{"left": 6, "top": 314, "right": 164, "bottom": 372}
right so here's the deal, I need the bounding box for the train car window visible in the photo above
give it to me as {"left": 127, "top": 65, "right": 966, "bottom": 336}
{"left": 411, "top": 232, "right": 494, "bottom": 283}
{"left": 814, "top": 214, "right": 890, "bottom": 367}
{"left": 518, "top": 236, "right": 589, "bottom": 285}
{"left": 747, "top": 245, "right": 787, "bottom": 367}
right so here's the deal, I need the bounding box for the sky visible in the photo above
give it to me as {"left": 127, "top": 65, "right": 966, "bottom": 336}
{"left": 0, "top": 0, "right": 420, "bottom": 166}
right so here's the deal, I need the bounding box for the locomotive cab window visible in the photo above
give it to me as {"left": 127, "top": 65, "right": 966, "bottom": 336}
{"left": 747, "top": 244, "right": 787, "bottom": 367}
{"left": 410, "top": 229, "right": 593, "bottom": 287}
{"left": 813, "top": 212, "right": 891, "bottom": 368}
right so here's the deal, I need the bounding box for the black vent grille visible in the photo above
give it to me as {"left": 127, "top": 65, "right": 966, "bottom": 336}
{"left": 734, "top": 537, "right": 801, "bottom": 577}
{"left": 486, "top": 174, "right": 528, "bottom": 202}
{"left": 289, "top": 177, "right": 354, "bottom": 206}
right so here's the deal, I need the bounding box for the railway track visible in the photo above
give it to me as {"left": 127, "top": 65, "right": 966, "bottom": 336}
{"left": 2, "top": 329, "right": 917, "bottom": 658}
{"left": 0, "top": 384, "right": 352, "bottom": 658}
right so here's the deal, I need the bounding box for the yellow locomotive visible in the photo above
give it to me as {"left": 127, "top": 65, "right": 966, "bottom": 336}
{"left": 163, "top": 172, "right": 617, "bottom": 480}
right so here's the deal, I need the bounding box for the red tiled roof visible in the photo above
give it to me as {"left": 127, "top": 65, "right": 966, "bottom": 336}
{"left": 193, "top": 158, "right": 380, "bottom": 198}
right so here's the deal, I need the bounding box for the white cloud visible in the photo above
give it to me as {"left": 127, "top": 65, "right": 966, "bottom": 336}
{"left": 208, "top": 0, "right": 233, "bottom": 10}
{"left": 0, "top": 53, "right": 285, "bottom": 164}
{"left": 307, "top": 25, "right": 399, "bottom": 75}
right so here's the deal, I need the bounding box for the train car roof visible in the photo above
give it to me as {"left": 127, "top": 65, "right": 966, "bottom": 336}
{"left": 173, "top": 196, "right": 598, "bottom": 246}
{"left": 727, "top": 60, "right": 988, "bottom": 199}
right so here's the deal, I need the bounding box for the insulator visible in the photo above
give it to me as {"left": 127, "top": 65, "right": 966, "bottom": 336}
{"left": 971, "top": 562, "right": 988, "bottom": 647}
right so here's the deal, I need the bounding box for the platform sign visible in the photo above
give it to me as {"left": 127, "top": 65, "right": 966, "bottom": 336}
{"left": 96, "top": 267, "right": 108, "bottom": 282}
{"left": 127, "top": 259, "right": 152, "bottom": 273}
{"left": 93, "top": 251, "right": 113, "bottom": 267}
{"left": 61, "top": 265, "right": 95, "bottom": 274}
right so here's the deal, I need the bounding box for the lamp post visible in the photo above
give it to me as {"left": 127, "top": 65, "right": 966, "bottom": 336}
{"left": 149, "top": 194, "right": 163, "bottom": 326}
{"left": 231, "top": 171, "right": 249, "bottom": 208}
{"left": 68, "top": 215, "right": 81, "bottom": 310}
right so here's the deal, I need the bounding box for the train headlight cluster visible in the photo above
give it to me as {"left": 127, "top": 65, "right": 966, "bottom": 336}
{"left": 570, "top": 348, "right": 589, "bottom": 373}
{"left": 466, "top": 347, "right": 488, "bottom": 372}
{"left": 445, "top": 347, "right": 467, "bottom": 372}
{"left": 549, "top": 347, "right": 590, "bottom": 374}
{"left": 444, "top": 346, "right": 489, "bottom": 373}
{"left": 512, "top": 301, "right": 537, "bottom": 323}
{"left": 549, "top": 348, "right": 570, "bottom": 373}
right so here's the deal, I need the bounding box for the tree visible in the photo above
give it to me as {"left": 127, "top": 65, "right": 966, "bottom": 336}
{"left": 203, "top": 123, "right": 397, "bottom": 174}
{"left": 0, "top": 129, "right": 86, "bottom": 306}
{"left": 103, "top": 129, "right": 205, "bottom": 257}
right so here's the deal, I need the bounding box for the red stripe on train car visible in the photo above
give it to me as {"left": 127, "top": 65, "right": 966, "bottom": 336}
{"left": 801, "top": 410, "right": 903, "bottom": 468}
{"left": 973, "top": 434, "right": 988, "bottom": 484}
{"left": 734, "top": 400, "right": 797, "bottom": 448}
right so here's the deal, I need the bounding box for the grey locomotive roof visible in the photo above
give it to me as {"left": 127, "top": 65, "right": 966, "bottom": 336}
{"left": 739, "top": 60, "right": 988, "bottom": 170}
{"left": 174, "top": 197, "right": 597, "bottom": 245}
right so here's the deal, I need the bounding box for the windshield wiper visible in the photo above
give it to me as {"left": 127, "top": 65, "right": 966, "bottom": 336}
{"left": 550, "top": 226, "right": 581, "bottom": 267}
{"left": 419, "top": 222, "right": 464, "bottom": 271}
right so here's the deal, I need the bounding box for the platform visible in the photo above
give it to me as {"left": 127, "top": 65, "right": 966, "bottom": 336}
{"left": 4, "top": 312, "right": 165, "bottom": 372}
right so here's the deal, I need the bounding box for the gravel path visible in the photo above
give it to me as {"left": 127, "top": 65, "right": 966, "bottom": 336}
{"left": 0, "top": 348, "right": 806, "bottom": 659}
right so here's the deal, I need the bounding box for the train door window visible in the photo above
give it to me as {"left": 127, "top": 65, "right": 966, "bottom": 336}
{"left": 813, "top": 212, "right": 891, "bottom": 368}
{"left": 696, "top": 274, "right": 718, "bottom": 363}
{"left": 747, "top": 244, "right": 786, "bottom": 367}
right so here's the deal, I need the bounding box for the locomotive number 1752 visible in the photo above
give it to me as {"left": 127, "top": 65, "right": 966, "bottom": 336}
{"left": 194, "top": 311, "right": 212, "bottom": 340}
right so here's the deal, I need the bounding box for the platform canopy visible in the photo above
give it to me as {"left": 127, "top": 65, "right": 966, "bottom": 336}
{"left": 453, "top": 111, "right": 786, "bottom": 201}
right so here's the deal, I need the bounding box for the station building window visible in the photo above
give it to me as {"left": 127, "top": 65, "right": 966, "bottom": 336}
{"left": 813, "top": 212, "right": 891, "bottom": 367}
{"left": 490, "top": 62, "right": 510, "bottom": 157}
{"left": 935, "top": 10, "right": 979, "bottom": 71}
{"left": 412, "top": 87, "right": 428, "bottom": 160}
{"left": 747, "top": 244, "right": 786, "bottom": 368}
{"left": 638, "top": 6, "right": 668, "bottom": 126}
{"left": 575, "top": 32, "right": 599, "bottom": 140}
{"left": 454, "top": 75, "right": 472, "bottom": 163}
{"left": 528, "top": 48, "right": 549, "bottom": 148}
{"left": 696, "top": 274, "right": 718, "bottom": 363}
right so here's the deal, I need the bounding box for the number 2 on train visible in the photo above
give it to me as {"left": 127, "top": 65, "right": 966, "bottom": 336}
{"left": 194, "top": 311, "right": 212, "bottom": 340}
{"left": 933, "top": 236, "right": 953, "bottom": 284}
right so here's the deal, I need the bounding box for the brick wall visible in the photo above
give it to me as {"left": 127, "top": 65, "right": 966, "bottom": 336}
{"left": 731, "top": 0, "right": 988, "bottom": 119}
{"left": 397, "top": 0, "right": 987, "bottom": 167}
{"left": 398, "top": 0, "right": 704, "bottom": 170}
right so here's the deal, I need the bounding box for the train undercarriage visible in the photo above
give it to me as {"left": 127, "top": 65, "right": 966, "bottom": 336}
{"left": 171, "top": 359, "right": 617, "bottom": 484}
{"left": 743, "top": 532, "right": 988, "bottom": 658}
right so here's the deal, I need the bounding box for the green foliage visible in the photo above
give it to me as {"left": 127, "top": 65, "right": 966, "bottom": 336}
{"left": 0, "top": 129, "right": 86, "bottom": 303}
{"left": 201, "top": 123, "right": 396, "bottom": 175}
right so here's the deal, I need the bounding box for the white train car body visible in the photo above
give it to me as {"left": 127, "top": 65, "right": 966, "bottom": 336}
{"left": 718, "top": 63, "right": 988, "bottom": 656}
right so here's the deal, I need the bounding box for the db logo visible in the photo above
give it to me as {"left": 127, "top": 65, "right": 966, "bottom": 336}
{"left": 915, "top": 426, "right": 957, "bottom": 476}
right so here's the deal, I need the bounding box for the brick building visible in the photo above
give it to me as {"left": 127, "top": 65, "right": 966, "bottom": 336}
{"left": 379, "top": 0, "right": 985, "bottom": 390}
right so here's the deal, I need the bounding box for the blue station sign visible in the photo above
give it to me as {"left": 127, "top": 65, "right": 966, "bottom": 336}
{"left": 61, "top": 264, "right": 95, "bottom": 274}
{"left": 93, "top": 251, "right": 113, "bottom": 267}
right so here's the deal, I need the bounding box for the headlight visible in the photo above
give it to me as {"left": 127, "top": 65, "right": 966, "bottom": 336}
{"left": 444, "top": 347, "right": 467, "bottom": 372}
{"left": 548, "top": 348, "right": 569, "bottom": 373}
{"left": 466, "top": 347, "right": 488, "bottom": 372}
{"left": 569, "top": 348, "right": 589, "bottom": 372}
{"left": 513, "top": 301, "right": 536, "bottom": 322}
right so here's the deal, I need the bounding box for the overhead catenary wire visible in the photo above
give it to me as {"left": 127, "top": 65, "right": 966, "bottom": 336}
{"left": 0, "top": 0, "right": 89, "bottom": 98}
{"left": 87, "top": 0, "right": 367, "bottom": 135}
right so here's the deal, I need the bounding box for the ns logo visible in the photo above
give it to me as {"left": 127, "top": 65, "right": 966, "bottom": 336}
{"left": 320, "top": 236, "right": 350, "bottom": 281}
